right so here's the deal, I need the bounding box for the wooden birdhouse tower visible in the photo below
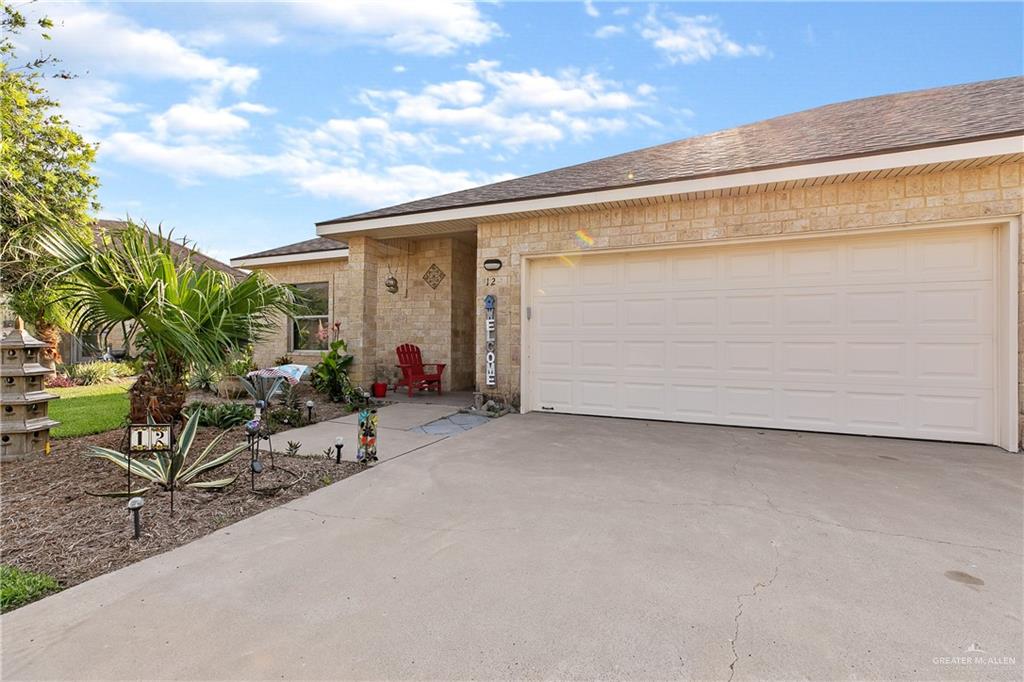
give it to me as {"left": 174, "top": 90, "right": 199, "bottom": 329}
{"left": 1, "top": 319, "right": 60, "bottom": 460}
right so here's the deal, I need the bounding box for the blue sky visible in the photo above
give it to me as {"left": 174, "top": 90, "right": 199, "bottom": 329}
{"left": 23, "top": 1, "right": 1024, "bottom": 263}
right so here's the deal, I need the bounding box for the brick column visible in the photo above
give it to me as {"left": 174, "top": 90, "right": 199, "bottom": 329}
{"left": 336, "top": 236, "right": 381, "bottom": 387}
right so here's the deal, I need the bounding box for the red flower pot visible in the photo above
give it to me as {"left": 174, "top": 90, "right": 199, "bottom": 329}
{"left": 371, "top": 382, "right": 388, "bottom": 398}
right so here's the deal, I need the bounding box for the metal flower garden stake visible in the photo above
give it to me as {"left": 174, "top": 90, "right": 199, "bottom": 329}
{"left": 357, "top": 408, "right": 378, "bottom": 466}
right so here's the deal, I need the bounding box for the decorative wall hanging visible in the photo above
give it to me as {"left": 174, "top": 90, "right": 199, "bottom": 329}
{"left": 422, "top": 263, "right": 446, "bottom": 290}
{"left": 384, "top": 264, "right": 399, "bottom": 294}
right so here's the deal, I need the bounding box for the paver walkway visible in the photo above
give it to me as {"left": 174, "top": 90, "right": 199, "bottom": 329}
{"left": 272, "top": 402, "right": 491, "bottom": 462}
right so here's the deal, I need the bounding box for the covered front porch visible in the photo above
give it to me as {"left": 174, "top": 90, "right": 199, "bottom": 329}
{"left": 340, "top": 231, "right": 478, "bottom": 394}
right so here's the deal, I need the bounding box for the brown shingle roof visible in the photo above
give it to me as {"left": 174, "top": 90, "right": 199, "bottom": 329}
{"left": 318, "top": 76, "right": 1024, "bottom": 226}
{"left": 233, "top": 237, "right": 349, "bottom": 261}
{"left": 94, "top": 220, "right": 246, "bottom": 281}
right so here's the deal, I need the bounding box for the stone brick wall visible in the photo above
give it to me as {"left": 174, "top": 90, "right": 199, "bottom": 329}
{"left": 475, "top": 161, "right": 1023, "bottom": 442}
{"left": 372, "top": 237, "right": 455, "bottom": 390}
{"left": 450, "top": 238, "right": 477, "bottom": 390}
{"left": 248, "top": 258, "right": 348, "bottom": 369}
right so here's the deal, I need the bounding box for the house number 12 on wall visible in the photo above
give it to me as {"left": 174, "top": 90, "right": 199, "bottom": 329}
{"left": 484, "top": 295, "right": 496, "bottom": 387}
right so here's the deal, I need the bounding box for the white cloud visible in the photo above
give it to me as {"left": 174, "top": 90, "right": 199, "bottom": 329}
{"left": 101, "top": 133, "right": 274, "bottom": 184}
{"left": 639, "top": 10, "right": 768, "bottom": 64}
{"left": 47, "top": 78, "right": 140, "bottom": 134}
{"left": 468, "top": 60, "right": 639, "bottom": 112}
{"left": 43, "top": 4, "right": 259, "bottom": 95}
{"left": 584, "top": 0, "right": 600, "bottom": 18}
{"left": 183, "top": 21, "right": 284, "bottom": 48}
{"left": 594, "top": 25, "right": 625, "bottom": 39}
{"left": 361, "top": 61, "right": 653, "bottom": 148}
{"left": 292, "top": 164, "right": 514, "bottom": 205}
{"left": 613, "top": 6, "right": 631, "bottom": 16}
{"left": 150, "top": 101, "right": 273, "bottom": 140}
{"left": 292, "top": 0, "right": 499, "bottom": 55}
{"left": 393, "top": 65, "right": 407, "bottom": 73}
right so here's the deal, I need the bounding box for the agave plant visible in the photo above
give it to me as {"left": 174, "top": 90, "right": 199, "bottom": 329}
{"left": 238, "top": 374, "right": 285, "bottom": 405}
{"left": 87, "top": 414, "right": 246, "bottom": 495}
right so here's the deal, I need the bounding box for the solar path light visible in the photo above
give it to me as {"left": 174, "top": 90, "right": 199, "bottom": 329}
{"left": 127, "top": 497, "right": 144, "bottom": 539}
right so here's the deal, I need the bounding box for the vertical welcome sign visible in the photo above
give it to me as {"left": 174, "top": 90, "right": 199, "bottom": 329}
{"left": 484, "top": 295, "right": 496, "bottom": 387}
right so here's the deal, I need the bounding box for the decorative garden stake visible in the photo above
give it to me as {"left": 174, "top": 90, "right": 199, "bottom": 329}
{"left": 127, "top": 497, "right": 145, "bottom": 539}
{"left": 357, "top": 409, "right": 378, "bottom": 466}
{"left": 0, "top": 319, "right": 60, "bottom": 460}
{"left": 306, "top": 400, "right": 315, "bottom": 423}
{"left": 334, "top": 436, "right": 344, "bottom": 464}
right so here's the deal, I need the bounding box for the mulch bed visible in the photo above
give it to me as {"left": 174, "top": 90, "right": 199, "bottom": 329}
{"left": 1, "top": 406, "right": 366, "bottom": 606}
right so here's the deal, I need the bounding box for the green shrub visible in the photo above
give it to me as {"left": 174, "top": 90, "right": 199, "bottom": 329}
{"left": 0, "top": 565, "right": 60, "bottom": 611}
{"left": 311, "top": 340, "right": 356, "bottom": 402}
{"left": 188, "top": 363, "right": 222, "bottom": 393}
{"left": 60, "top": 360, "right": 136, "bottom": 385}
{"left": 185, "top": 401, "right": 254, "bottom": 428}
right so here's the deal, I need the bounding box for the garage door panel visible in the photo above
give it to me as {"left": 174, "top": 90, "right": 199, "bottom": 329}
{"left": 722, "top": 386, "right": 776, "bottom": 422}
{"left": 671, "top": 253, "right": 717, "bottom": 285}
{"left": 579, "top": 259, "right": 618, "bottom": 289}
{"left": 724, "top": 249, "right": 775, "bottom": 282}
{"left": 579, "top": 340, "right": 618, "bottom": 370}
{"left": 847, "top": 290, "right": 908, "bottom": 327}
{"left": 847, "top": 341, "right": 907, "bottom": 379}
{"left": 672, "top": 296, "right": 718, "bottom": 328}
{"left": 623, "top": 298, "right": 666, "bottom": 327}
{"left": 913, "top": 283, "right": 993, "bottom": 331}
{"left": 671, "top": 341, "right": 718, "bottom": 372}
{"left": 915, "top": 341, "right": 991, "bottom": 383}
{"left": 724, "top": 294, "right": 775, "bottom": 328}
{"left": 623, "top": 382, "right": 667, "bottom": 415}
{"left": 724, "top": 341, "right": 774, "bottom": 375}
{"left": 781, "top": 341, "right": 839, "bottom": 378}
{"left": 529, "top": 227, "right": 996, "bottom": 444}
{"left": 847, "top": 239, "right": 908, "bottom": 279}
{"left": 913, "top": 229, "right": 993, "bottom": 280}
{"left": 782, "top": 244, "right": 840, "bottom": 282}
{"left": 578, "top": 299, "right": 617, "bottom": 328}
{"left": 672, "top": 384, "right": 718, "bottom": 418}
{"left": 623, "top": 341, "right": 665, "bottom": 370}
{"left": 916, "top": 391, "right": 992, "bottom": 440}
{"left": 780, "top": 388, "right": 840, "bottom": 427}
{"left": 578, "top": 380, "right": 617, "bottom": 411}
{"left": 781, "top": 293, "right": 840, "bottom": 327}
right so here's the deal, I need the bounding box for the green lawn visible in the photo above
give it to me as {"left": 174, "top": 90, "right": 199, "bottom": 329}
{"left": 49, "top": 380, "right": 132, "bottom": 438}
{"left": 0, "top": 565, "right": 61, "bottom": 612}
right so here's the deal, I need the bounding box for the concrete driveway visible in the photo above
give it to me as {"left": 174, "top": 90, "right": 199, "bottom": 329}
{"left": 2, "top": 414, "right": 1022, "bottom": 680}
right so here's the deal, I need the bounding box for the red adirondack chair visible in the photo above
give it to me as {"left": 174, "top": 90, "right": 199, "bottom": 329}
{"left": 395, "top": 344, "right": 446, "bottom": 397}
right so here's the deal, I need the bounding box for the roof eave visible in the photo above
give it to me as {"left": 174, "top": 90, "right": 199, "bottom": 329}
{"left": 230, "top": 248, "right": 350, "bottom": 268}
{"left": 317, "top": 135, "right": 1024, "bottom": 238}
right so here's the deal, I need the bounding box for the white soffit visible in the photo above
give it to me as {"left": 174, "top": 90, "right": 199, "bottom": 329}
{"left": 317, "top": 136, "right": 1024, "bottom": 238}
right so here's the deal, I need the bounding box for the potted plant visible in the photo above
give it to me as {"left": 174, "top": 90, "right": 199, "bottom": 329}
{"left": 371, "top": 366, "right": 389, "bottom": 398}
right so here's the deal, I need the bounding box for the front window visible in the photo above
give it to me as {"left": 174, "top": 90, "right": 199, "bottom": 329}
{"left": 290, "top": 282, "right": 330, "bottom": 351}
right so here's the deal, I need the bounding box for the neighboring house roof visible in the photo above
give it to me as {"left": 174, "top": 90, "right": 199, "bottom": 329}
{"left": 318, "top": 76, "right": 1024, "bottom": 227}
{"left": 94, "top": 220, "right": 246, "bottom": 281}
{"left": 233, "top": 237, "right": 349, "bottom": 261}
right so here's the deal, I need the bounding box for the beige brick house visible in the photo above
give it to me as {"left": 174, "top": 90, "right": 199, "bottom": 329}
{"left": 234, "top": 77, "right": 1023, "bottom": 451}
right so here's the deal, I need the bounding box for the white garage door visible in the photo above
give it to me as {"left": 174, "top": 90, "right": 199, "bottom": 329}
{"left": 528, "top": 227, "right": 996, "bottom": 443}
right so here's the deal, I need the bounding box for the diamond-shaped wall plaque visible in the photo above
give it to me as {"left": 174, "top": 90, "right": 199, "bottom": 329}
{"left": 422, "top": 263, "right": 446, "bottom": 289}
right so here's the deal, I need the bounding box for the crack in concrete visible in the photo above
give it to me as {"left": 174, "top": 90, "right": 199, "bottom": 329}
{"left": 278, "top": 505, "right": 519, "bottom": 534}
{"left": 728, "top": 541, "right": 781, "bottom": 682}
{"left": 726, "top": 434, "right": 1019, "bottom": 556}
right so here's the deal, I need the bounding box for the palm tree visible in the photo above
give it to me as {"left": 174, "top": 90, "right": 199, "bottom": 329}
{"left": 37, "top": 221, "right": 298, "bottom": 422}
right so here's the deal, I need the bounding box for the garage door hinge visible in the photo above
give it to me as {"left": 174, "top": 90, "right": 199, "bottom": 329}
{"left": 541, "top": 406, "right": 554, "bottom": 411}
{"left": 526, "top": 306, "right": 532, "bottom": 320}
